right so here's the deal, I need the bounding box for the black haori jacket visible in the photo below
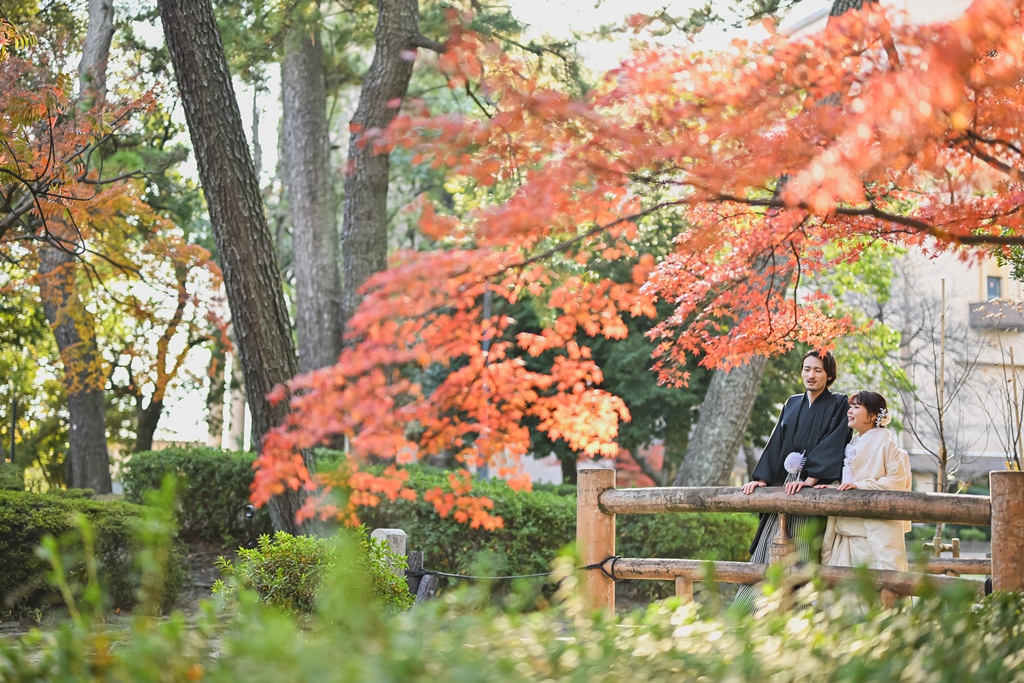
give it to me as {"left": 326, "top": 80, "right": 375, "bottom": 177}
{"left": 747, "top": 389, "right": 852, "bottom": 554}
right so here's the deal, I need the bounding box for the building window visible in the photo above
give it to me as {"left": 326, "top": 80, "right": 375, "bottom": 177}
{"left": 988, "top": 276, "right": 1003, "bottom": 300}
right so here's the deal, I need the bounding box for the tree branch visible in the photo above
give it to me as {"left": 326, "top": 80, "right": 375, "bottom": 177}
{"left": 410, "top": 32, "right": 446, "bottom": 54}
{"left": 711, "top": 194, "right": 1024, "bottom": 246}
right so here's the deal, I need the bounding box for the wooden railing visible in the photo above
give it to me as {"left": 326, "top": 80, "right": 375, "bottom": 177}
{"left": 576, "top": 469, "right": 1024, "bottom": 612}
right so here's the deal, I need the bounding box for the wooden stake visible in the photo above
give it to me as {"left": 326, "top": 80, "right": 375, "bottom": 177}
{"left": 990, "top": 470, "right": 1024, "bottom": 592}
{"left": 577, "top": 468, "right": 616, "bottom": 612}
{"left": 371, "top": 528, "right": 408, "bottom": 581}
{"left": 769, "top": 513, "right": 795, "bottom": 565}
{"left": 675, "top": 577, "right": 694, "bottom": 603}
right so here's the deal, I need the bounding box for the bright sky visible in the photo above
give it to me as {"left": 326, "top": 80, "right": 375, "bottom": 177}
{"left": 155, "top": 0, "right": 970, "bottom": 444}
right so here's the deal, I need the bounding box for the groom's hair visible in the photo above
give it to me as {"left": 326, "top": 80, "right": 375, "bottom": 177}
{"left": 849, "top": 390, "right": 887, "bottom": 417}
{"left": 802, "top": 350, "right": 838, "bottom": 387}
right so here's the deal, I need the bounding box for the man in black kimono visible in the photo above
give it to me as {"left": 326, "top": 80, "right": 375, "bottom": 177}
{"left": 740, "top": 350, "right": 852, "bottom": 557}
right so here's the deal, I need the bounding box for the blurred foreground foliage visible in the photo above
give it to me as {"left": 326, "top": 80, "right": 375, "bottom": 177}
{"left": 2, "top": 509, "right": 1023, "bottom": 683}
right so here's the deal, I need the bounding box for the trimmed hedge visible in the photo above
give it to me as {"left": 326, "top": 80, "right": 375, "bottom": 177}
{"left": 120, "top": 448, "right": 757, "bottom": 601}
{"left": 356, "top": 466, "right": 758, "bottom": 600}
{"left": 0, "top": 463, "right": 24, "bottom": 491}
{"left": 121, "top": 448, "right": 272, "bottom": 543}
{"left": 0, "top": 491, "right": 183, "bottom": 613}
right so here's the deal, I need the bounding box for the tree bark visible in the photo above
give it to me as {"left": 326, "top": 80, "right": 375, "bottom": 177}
{"left": 559, "top": 452, "right": 577, "bottom": 484}
{"left": 159, "top": 0, "right": 313, "bottom": 533}
{"left": 77, "top": 0, "right": 115, "bottom": 100}
{"left": 36, "top": 0, "right": 116, "bottom": 493}
{"left": 673, "top": 356, "right": 769, "bottom": 486}
{"left": 340, "top": 0, "right": 422, "bottom": 335}
{"left": 134, "top": 399, "right": 163, "bottom": 453}
{"left": 282, "top": 10, "right": 343, "bottom": 372}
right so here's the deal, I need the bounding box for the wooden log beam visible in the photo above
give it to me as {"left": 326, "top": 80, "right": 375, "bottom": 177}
{"left": 925, "top": 558, "right": 991, "bottom": 575}
{"left": 607, "top": 558, "right": 985, "bottom": 597}
{"left": 599, "top": 486, "right": 991, "bottom": 526}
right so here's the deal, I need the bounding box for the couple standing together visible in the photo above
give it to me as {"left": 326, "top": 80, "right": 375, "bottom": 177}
{"left": 740, "top": 350, "right": 912, "bottom": 578}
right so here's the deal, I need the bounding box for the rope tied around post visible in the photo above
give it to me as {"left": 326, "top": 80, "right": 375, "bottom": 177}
{"left": 583, "top": 555, "right": 623, "bottom": 582}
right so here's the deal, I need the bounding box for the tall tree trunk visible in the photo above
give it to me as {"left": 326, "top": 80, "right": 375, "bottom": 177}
{"left": 159, "top": 0, "right": 313, "bottom": 533}
{"left": 37, "top": 0, "right": 116, "bottom": 493}
{"left": 340, "top": 0, "right": 431, "bottom": 334}
{"left": 559, "top": 452, "right": 577, "bottom": 485}
{"left": 673, "top": 357, "right": 768, "bottom": 485}
{"left": 282, "top": 9, "right": 343, "bottom": 372}
{"left": 673, "top": 0, "right": 884, "bottom": 487}
{"left": 39, "top": 250, "right": 113, "bottom": 492}
{"left": 134, "top": 399, "right": 164, "bottom": 452}
{"left": 77, "top": 0, "right": 115, "bottom": 100}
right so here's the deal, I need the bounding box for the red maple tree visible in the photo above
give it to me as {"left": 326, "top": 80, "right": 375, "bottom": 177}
{"left": 255, "top": 1, "right": 1024, "bottom": 526}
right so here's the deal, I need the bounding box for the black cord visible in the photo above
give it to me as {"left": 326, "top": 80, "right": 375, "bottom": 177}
{"left": 407, "top": 556, "right": 622, "bottom": 582}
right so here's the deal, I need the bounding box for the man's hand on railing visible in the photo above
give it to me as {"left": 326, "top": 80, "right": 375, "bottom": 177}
{"left": 741, "top": 480, "right": 766, "bottom": 495}
{"left": 784, "top": 478, "right": 818, "bottom": 495}
{"left": 837, "top": 483, "right": 859, "bottom": 491}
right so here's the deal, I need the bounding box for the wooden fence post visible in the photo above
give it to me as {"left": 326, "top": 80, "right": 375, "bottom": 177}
{"left": 371, "top": 528, "right": 407, "bottom": 581}
{"left": 578, "top": 468, "right": 616, "bottom": 612}
{"left": 675, "top": 577, "right": 694, "bottom": 603}
{"left": 990, "top": 471, "right": 1024, "bottom": 592}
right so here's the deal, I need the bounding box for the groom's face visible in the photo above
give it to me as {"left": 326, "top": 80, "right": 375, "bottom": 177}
{"left": 801, "top": 355, "right": 827, "bottom": 393}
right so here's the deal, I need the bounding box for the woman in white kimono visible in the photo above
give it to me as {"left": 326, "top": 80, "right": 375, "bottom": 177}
{"left": 816, "top": 391, "right": 911, "bottom": 575}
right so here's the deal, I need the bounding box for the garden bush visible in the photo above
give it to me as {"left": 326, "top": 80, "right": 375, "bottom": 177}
{"left": 355, "top": 465, "right": 757, "bottom": 600}
{"left": 122, "top": 448, "right": 755, "bottom": 602}
{"left": 0, "top": 490, "right": 183, "bottom": 613}
{"left": 910, "top": 523, "right": 992, "bottom": 542}
{"left": 212, "top": 528, "right": 414, "bottom": 614}
{"left": 0, "top": 462, "right": 23, "bottom": 491}
{"left": 121, "top": 447, "right": 272, "bottom": 543}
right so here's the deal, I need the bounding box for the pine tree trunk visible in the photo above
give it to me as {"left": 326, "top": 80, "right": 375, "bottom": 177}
{"left": 36, "top": 0, "right": 116, "bottom": 494}
{"left": 340, "top": 0, "right": 422, "bottom": 334}
{"left": 159, "top": 0, "right": 313, "bottom": 533}
{"left": 282, "top": 11, "right": 343, "bottom": 372}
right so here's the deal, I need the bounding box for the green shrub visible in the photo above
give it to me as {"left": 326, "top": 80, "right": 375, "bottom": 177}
{"left": 911, "top": 523, "right": 992, "bottom": 542}
{"left": 45, "top": 488, "right": 94, "bottom": 499}
{"left": 355, "top": 465, "right": 757, "bottom": 600}
{"left": 959, "top": 527, "right": 988, "bottom": 542}
{"left": 0, "top": 490, "right": 183, "bottom": 613}
{"left": 213, "top": 528, "right": 414, "bottom": 614}
{"left": 121, "top": 447, "right": 271, "bottom": 543}
{"left": 0, "top": 462, "right": 24, "bottom": 491}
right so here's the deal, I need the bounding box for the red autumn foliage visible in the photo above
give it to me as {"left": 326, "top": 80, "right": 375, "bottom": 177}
{"left": 255, "top": 1, "right": 1024, "bottom": 526}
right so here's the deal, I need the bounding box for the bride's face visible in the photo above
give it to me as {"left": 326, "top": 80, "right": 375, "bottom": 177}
{"left": 847, "top": 402, "right": 876, "bottom": 433}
